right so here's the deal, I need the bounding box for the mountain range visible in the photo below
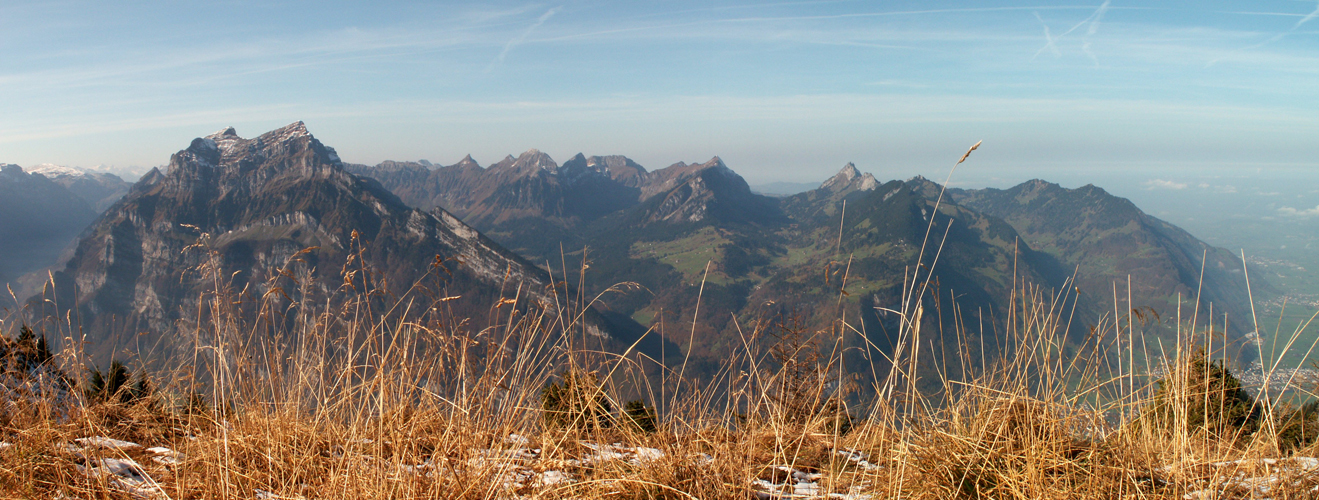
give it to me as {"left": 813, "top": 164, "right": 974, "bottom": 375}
{"left": 352, "top": 153, "right": 1262, "bottom": 381}
{"left": 3, "top": 124, "right": 1262, "bottom": 383}
{"left": 24, "top": 123, "right": 666, "bottom": 364}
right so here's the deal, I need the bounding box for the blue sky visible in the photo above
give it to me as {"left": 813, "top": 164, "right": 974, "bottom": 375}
{"left": 1, "top": 0, "right": 1317, "bottom": 186}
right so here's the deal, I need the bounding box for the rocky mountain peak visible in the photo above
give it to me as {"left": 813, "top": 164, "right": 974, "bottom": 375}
{"left": 820, "top": 162, "right": 877, "bottom": 193}
{"left": 699, "top": 156, "right": 728, "bottom": 173}
{"left": 1018, "top": 179, "right": 1061, "bottom": 193}
{"left": 453, "top": 154, "right": 481, "bottom": 169}
{"left": 513, "top": 149, "right": 557, "bottom": 171}
{"left": 558, "top": 153, "right": 647, "bottom": 186}
{"left": 267, "top": 121, "right": 310, "bottom": 141}
{"left": 208, "top": 126, "right": 238, "bottom": 139}
{"left": 587, "top": 155, "right": 647, "bottom": 187}
{"left": 585, "top": 155, "right": 645, "bottom": 172}
{"left": 558, "top": 153, "right": 603, "bottom": 181}
{"left": 203, "top": 126, "right": 243, "bottom": 157}
{"left": 487, "top": 149, "right": 558, "bottom": 176}
{"left": 1, "top": 164, "right": 22, "bottom": 176}
{"left": 175, "top": 121, "right": 342, "bottom": 174}
{"left": 839, "top": 162, "right": 860, "bottom": 178}
{"left": 634, "top": 155, "right": 784, "bottom": 226}
{"left": 904, "top": 175, "right": 945, "bottom": 199}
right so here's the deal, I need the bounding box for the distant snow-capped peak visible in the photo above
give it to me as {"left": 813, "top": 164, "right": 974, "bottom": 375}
{"left": 28, "top": 164, "right": 92, "bottom": 179}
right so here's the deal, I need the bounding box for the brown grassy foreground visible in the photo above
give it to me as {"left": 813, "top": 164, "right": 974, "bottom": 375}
{"left": 5, "top": 258, "right": 1319, "bottom": 500}
{"left": 2, "top": 240, "right": 1316, "bottom": 499}
{"left": 5, "top": 146, "right": 1319, "bottom": 499}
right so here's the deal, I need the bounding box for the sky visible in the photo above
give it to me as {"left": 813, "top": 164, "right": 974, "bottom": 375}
{"left": 1, "top": 0, "right": 1317, "bottom": 189}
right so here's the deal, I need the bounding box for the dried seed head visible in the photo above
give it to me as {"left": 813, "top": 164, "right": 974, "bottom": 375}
{"left": 957, "top": 140, "right": 983, "bottom": 165}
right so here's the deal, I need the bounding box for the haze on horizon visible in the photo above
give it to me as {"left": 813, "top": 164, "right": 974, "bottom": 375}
{"left": 2, "top": 0, "right": 1317, "bottom": 189}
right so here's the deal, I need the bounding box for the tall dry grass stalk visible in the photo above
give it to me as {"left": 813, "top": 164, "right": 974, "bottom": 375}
{"left": 2, "top": 142, "right": 1319, "bottom": 499}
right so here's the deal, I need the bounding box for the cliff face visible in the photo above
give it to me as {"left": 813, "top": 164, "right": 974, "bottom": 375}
{"left": 33, "top": 123, "right": 653, "bottom": 363}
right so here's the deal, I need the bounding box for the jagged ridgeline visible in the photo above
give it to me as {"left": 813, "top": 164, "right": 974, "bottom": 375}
{"left": 26, "top": 123, "right": 669, "bottom": 365}
{"left": 355, "top": 155, "right": 1265, "bottom": 388}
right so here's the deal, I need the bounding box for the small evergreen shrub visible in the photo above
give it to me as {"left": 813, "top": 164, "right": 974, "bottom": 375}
{"left": 1, "top": 324, "right": 55, "bottom": 372}
{"left": 85, "top": 360, "right": 154, "bottom": 405}
{"left": 541, "top": 369, "right": 613, "bottom": 430}
{"left": 623, "top": 399, "right": 658, "bottom": 433}
{"left": 1275, "top": 400, "right": 1319, "bottom": 452}
{"left": 1142, "top": 349, "right": 1260, "bottom": 438}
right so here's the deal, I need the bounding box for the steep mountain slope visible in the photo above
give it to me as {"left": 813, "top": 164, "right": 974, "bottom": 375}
{"left": 27, "top": 165, "right": 133, "bottom": 211}
{"left": 0, "top": 164, "right": 99, "bottom": 286}
{"left": 30, "top": 123, "right": 663, "bottom": 363}
{"left": 951, "top": 180, "right": 1257, "bottom": 335}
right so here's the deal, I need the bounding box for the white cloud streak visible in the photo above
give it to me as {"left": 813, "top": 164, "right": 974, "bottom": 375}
{"left": 491, "top": 6, "right": 560, "bottom": 68}
{"left": 1145, "top": 179, "right": 1188, "bottom": 190}
{"left": 1209, "top": 0, "right": 1319, "bottom": 66}
{"left": 1294, "top": 1, "right": 1319, "bottom": 28}
{"left": 1033, "top": 11, "right": 1061, "bottom": 59}
{"left": 1278, "top": 204, "right": 1319, "bottom": 217}
{"left": 1031, "top": 1, "right": 1108, "bottom": 65}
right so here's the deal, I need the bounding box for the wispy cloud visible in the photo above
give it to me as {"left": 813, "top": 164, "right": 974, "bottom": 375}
{"left": 1032, "top": 12, "right": 1061, "bottom": 59}
{"left": 490, "top": 6, "right": 560, "bottom": 69}
{"left": 1209, "top": 0, "right": 1319, "bottom": 66}
{"left": 1198, "top": 183, "right": 1239, "bottom": 193}
{"left": 1295, "top": 1, "right": 1319, "bottom": 28}
{"left": 1145, "top": 179, "right": 1188, "bottom": 190}
{"left": 1278, "top": 204, "right": 1319, "bottom": 217}
{"left": 1082, "top": 1, "right": 1109, "bottom": 66}
{"left": 1032, "top": 1, "right": 1109, "bottom": 65}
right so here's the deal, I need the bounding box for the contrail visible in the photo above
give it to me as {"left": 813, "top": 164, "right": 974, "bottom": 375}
{"left": 1209, "top": 0, "right": 1318, "bottom": 66}
{"left": 1082, "top": 1, "right": 1108, "bottom": 66}
{"left": 491, "top": 6, "right": 561, "bottom": 68}
{"left": 1087, "top": 0, "right": 1110, "bottom": 35}
{"left": 1295, "top": 1, "right": 1319, "bottom": 28}
{"left": 1032, "top": 1, "right": 1108, "bottom": 64}
{"left": 1032, "top": 11, "right": 1061, "bottom": 59}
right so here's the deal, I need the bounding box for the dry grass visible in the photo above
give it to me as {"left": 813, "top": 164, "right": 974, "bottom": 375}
{"left": 4, "top": 144, "right": 1319, "bottom": 499}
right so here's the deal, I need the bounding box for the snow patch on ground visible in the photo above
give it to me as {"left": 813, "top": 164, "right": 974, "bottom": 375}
{"left": 75, "top": 436, "right": 142, "bottom": 451}
{"left": 1173, "top": 457, "right": 1319, "bottom": 500}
